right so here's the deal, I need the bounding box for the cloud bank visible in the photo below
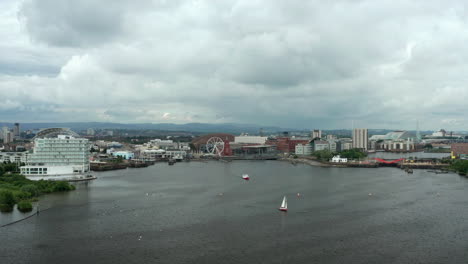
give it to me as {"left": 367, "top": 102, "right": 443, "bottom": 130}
{"left": 0, "top": 0, "right": 467, "bottom": 130}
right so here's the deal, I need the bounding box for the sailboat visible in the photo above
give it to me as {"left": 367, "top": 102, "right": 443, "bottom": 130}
{"left": 242, "top": 174, "right": 250, "bottom": 180}
{"left": 279, "top": 196, "right": 288, "bottom": 211}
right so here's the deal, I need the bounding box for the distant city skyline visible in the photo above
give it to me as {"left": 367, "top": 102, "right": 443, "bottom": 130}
{"left": 1, "top": 1, "right": 468, "bottom": 130}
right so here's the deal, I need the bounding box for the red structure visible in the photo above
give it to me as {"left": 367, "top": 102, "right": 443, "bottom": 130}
{"left": 451, "top": 143, "right": 468, "bottom": 156}
{"left": 372, "top": 158, "right": 405, "bottom": 164}
{"left": 223, "top": 140, "right": 232, "bottom": 156}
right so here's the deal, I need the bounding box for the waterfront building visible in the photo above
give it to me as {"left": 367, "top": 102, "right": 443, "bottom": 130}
{"left": 267, "top": 137, "right": 310, "bottom": 153}
{"left": 313, "top": 140, "right": 329, "bottom": 151}
{"left": 295, "top": 144, "right": 312, "bottom": 155}
{"left": 112, "top": 151, "right": 134, "bottom": 160}
{"left": 352, "top": 128, "right": 368, "bottom": 150}
{"left": 326, "top": 134, "right": 337, "bottom": 140}
{"left": 20, "top": 128, "right": 91, "bottom": 180}
{"left": 369, "top": 131, "right": 416, "bottom": 152}
{"left": 331, "top": 155, "right": 348, "bottom": 163}
{"left": 139, "top": 149, "right": 187, "bottom": 161}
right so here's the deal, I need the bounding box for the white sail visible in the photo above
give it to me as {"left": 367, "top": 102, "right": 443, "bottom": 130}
{"left": 280, "top": 196, "right": 287, "bottom": 209}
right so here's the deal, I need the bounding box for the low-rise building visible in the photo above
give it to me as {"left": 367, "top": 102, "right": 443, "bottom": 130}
{"left": 331, "top": 155, "right": 347, "bottom": 163}
{"left": 314, "top": 141, "right": 329, "bottom": 151}
{"left": 295, "top": 144, "right": 312, "bottom": 155}
{"left": 112, "top": 151, "right": 135, "bottom": 160}
{"left": 0, "top": 152, "right": 28, "bottom": 163}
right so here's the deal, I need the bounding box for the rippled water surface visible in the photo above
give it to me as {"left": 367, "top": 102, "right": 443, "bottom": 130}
{"left": 2, "top": 161, "right": 468, "bottom": 264}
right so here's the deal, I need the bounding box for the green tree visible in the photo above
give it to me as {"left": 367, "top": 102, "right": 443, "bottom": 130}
{"left": 340, "top": 149, "right": 367, "bottom": 160}
{"left": 312, "top": 150, "right": 334, "bottom": 161}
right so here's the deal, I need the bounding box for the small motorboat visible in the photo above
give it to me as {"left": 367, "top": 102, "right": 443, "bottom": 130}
{"left": 242, "top": 174, "right": 249, "bottom": 180}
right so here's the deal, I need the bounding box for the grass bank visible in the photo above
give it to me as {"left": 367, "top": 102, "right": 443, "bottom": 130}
{"left": 0, "top": 172, "right": 75, "bottom": 213}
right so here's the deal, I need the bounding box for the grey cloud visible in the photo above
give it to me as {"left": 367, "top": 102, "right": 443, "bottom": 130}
{"left": 1, "top": 0, "right": 468, "bottom": 130}
{"left": 19, "top": 0, "right": 147, "bottom": 47}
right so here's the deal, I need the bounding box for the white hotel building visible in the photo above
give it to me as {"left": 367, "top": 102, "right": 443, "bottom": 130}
{"left": 20, "top": 128, "right": 91, "bottom": 180}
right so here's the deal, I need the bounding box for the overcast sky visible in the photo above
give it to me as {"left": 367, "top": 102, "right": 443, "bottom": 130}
{"left": 1, "top": 0, "right": 467, "bottom": 130}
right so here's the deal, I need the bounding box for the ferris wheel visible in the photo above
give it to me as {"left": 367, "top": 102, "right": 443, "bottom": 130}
{"left": 206, "top": 137, "right": 225, "bottom": 156}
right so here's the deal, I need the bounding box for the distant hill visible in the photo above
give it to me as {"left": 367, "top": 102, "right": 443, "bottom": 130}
{"left": 1, "top": 122, "right": 459, "bottom": 136}
{"left": 0, "top": 122, "right": 292, "bottom": 135}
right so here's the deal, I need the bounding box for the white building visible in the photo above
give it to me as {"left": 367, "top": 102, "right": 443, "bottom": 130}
{"left": 295, "top": 144, "right": 312, "bottom": 155}
{"left": 234, "top": 135, "right": 268, "bottom": 145}
{"left": 112, "top": 151, "right": 135, "bottom": 160}
{"left": 352, "top": 128, "right": 368, "bottom": 150}
{"left": 432, "top": 129, "right": 447, "bottom": 137}
{"left": 0, "top": 152, "right": 28, "bottom": 163}
{"left": 331, "top": 155, "right": 348, "bottom": 163}
{"left": 4, "top": 131, "right": 14, "bottom": 144}
{"left": 20, "top": 128, "right": 91, "bottom": 180}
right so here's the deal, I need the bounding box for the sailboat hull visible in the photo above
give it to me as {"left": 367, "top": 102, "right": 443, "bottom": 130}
{"left": 279, "top": 208, "right": 287, "bottom": 212}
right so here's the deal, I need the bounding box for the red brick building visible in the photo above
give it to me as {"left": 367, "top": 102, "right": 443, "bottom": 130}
{"left": 267, "top": 137, "right": 310, "bottom": 153}
{"left": 452, "top": 143, "right": 468, "bottom": 157}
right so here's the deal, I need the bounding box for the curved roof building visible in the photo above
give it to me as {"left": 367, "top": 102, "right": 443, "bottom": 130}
{"left": 34, "top": 128, "right": 80, "bottom": 139}
{"left": 384, "top": 130, "right": 415, "bottom": 140}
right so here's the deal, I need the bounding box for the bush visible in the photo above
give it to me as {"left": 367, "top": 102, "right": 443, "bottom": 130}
{"left": 17, "top": 200, "right": 33, "bottom": 212}
{"left": 20, "top": 184, "right": 40, "bottom": 197}
{"left": 0, "top": 203, "right": 13, "bottom": 212}
{"left": 0, "top": 190, "right": 16, "bottom": 207}
{"left": 52, "top": 181, "right": 74, "bottom": 192}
